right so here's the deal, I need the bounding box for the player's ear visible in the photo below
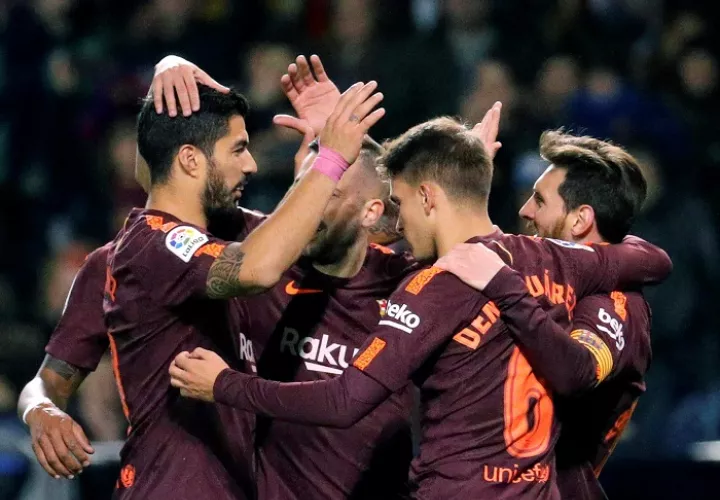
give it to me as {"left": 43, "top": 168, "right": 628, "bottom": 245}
{"left": 419, "top": 183, "right": 435, "bottom": 216}
{"left": 571, "top": 204, "right": 595, "bottom": 239}
{"left": 361, "top": 198, "right": 384, "bottom": 229}
{"left": 177, "top": 145, "right": 203, "bottom": 179}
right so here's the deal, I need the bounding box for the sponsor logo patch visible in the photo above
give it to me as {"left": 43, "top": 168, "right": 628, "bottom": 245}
{"left": 597, "top": 307, "right": 625, "bottom": 350}
{"left": 378, "top": 300, "right": 421, "bottom": 334}
{"left": 285, "top": 280, "right": 323, "bottom": 295}
{"left": 280, "top": 328, "right": 360, "bottom": 375}
{"left": 165, "top": 226, "right": 209, "bottom": 262}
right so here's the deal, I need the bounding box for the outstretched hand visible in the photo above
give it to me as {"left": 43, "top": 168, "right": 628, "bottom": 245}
{"left": 319, "top": 81, "right": 385, "bottom": 164}
{"left": 281, "top": 55, "right": 342, "bottom": 136}
{"left": 435, "top": 242, "right": 507, "bottom": 291}
{"left": 469, "top": 101, "right": 503, "bottom": 160}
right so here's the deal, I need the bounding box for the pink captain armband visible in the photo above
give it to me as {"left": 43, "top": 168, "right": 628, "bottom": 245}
{"left": 312, "top": 146, "right": 351, "bottom": 182}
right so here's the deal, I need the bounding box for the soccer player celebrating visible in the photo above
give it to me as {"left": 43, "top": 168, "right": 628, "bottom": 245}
{"left": 101, "top": 78, "right": 384, "bottom": 500}
{"left": 438, "top": 130, "right": 657, "bottom": 499}
{"left": 169, "top": 117, "right": 671, "bottom": 499}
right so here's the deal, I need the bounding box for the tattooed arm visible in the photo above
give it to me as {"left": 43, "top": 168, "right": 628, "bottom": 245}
{"left": 18, "top": 355, "right": 95, "bottom": 479}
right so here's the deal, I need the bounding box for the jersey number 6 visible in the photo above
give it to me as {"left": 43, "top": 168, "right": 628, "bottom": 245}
{"left": 503, "top": 347, "right": 554, "bottom": 458}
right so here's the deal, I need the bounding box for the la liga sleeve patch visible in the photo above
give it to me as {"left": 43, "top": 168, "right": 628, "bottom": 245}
{"left": 165, "top": 226, "right": 210, "bottom": 262}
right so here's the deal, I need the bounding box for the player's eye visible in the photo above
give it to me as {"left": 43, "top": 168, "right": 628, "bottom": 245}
{"left": 533, "top": 192, "right": 544, "bottom": 206}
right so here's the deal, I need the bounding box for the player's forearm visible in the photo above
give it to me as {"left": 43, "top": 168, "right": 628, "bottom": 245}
{"left": 213, "top": 368, "right": 388, "bottom": 428}
{"left": 593, "top": 236, "right": 672, "bottom": 292}
{"left": 614, "top": 236, "right": 672, "bottom": 287}
{"left": 18, "top": 356, "right": 88, "bottom": 419}
{"left": 209, "top": 152, "right": 347, "bottom": 298}
{"left": 485, "top": 267, "right": 600, "bottom": 396}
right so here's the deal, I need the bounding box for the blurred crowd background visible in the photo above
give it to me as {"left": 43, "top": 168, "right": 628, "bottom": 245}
{"left": 0, "top": 0, "right": 719, "bottom": 497}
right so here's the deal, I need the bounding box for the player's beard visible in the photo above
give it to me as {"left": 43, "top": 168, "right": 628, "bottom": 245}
{"left": 531, "top": 215, "right": 568, "bottom": 240}
{"left": 202, "top": 158, "right": 237, "bottom": 222}
{"left": 304, "top": 217, "right": 363, "bottom": 266}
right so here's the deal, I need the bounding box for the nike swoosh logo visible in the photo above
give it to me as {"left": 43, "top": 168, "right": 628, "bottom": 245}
{"left": 285, "top": 280, "right": 323, "bottom": 295}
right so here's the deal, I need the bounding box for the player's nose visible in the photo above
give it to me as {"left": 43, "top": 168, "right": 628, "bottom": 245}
{"left": 244, "top": 153, "right": 258, "bottom": 175}
{"left": 518, "top": 199, "right": 534, "bottom": 221}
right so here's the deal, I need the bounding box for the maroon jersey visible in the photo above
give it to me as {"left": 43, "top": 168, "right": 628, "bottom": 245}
{"left": 103, "top": 208, "right": 261, "bottom": 500}
{"left": 554, "top": 291, "right": 651, "bottom": 500}
{"left": 356, "top": 266, "right": 559, "bottom": 500}
{"left": 44, "top": 207, "right": 265, "bottom": 373}
{"left": 46, "top": 243, "right": 112, "bottom": 371}
{"left": 212, "top": 230, "right": 671, "bottom": 499}
{"left": 231, "top": 243, "right": 418, "bottom": 500}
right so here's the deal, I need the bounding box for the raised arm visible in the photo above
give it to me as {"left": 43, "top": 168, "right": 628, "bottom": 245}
{"left": 204, "top": 82, "right": 385, "bottom": 298}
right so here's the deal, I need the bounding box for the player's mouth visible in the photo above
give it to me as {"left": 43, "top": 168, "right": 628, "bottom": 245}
{"left": 232, "top": 181, "right": 247, "bottom": 203}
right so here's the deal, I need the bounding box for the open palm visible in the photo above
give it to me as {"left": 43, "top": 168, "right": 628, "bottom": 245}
{"left": 282, "top": 55, "right": 341, "bottom": 136}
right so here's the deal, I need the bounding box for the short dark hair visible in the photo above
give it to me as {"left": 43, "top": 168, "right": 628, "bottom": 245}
{"left": 137, "top": 85, "right": 249, "bottom": 185}
{"left": 380, "top": 117, "right": 492, "bottom": 205}
{"left": 539, "top": 130, "right": 647, "bottom": 243}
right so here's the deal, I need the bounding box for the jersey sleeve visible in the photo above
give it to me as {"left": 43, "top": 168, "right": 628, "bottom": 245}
{"left": 570, "top": 292, "right": 648, "bottom": 383}
{"left": 354, "top": 267, "right": 486, "bottom": 392}
{"left": 130, "top": 224, "right": 230, "bottom": 306}
{"left": 46, "top": 245, "right": 110, "bottom": 371}
{"left": 211, "top": 267, "right": 484, "bottom": 427}
{"left": 502, "top": 235, "right": 672, "bottom": 299}
{"left": 483, "top": 266, "right": 642, "bottom": 396}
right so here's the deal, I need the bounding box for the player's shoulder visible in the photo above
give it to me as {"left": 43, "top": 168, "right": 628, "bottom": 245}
{"left": 85, "top": 241, "right": 113, "bottom": 266}
{"left": 239, "top": 206, "right": 267, "bottom": 227}
{"left": 366, "top": 243, "right": 420, "bottom": 279}
{"left": 395, "top": 265, "right": 475, "bottom": 301}
{"left": 118, "top": 209, "right": 217, "bottom": 264}
{"left": 575, "top": 290, "right": 651, "bottom": 349}
{"left": 497, "top": 233, "right": 597, "bottom": 254}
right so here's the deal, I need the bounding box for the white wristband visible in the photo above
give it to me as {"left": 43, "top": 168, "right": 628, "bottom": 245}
{"left": 22, "top": 397, "right": 54, "bottom": 424}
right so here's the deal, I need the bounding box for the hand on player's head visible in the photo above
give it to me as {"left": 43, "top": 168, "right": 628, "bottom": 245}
{"left": 469, "top": 101, "right": 503, "bottom": 160}
{"left": 152, "top": 55, "right": 230, "bottom": 117}
{"left": 282, "top": 55, "right": 341, "bottom": 136}
{"left": 319, "top": 81, "right": 385, "bottom": 164}
{"left": 435, "top": 242, "right": 507, "bottom": 291}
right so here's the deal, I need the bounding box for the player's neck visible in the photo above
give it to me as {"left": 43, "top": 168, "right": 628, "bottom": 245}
{"left": 312, "top": 235, "right": 368, "bottom": 279}
{"left": 435, "top": 207, "right": 496, "bottom": 258}
{"left": 573, "top": 228, "right": 605, "bottom": 245}
{"left": 146, "top": 186, "right": 208, "bottom": 229}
